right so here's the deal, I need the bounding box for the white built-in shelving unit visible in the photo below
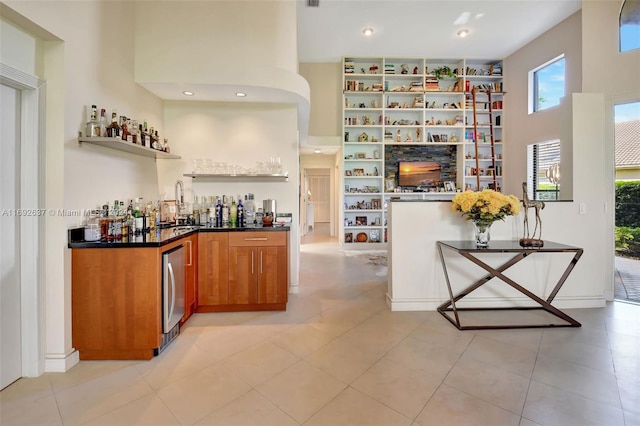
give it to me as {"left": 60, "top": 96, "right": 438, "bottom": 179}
{"left": 342, "top": 57, "right": 505, "bottom": 245}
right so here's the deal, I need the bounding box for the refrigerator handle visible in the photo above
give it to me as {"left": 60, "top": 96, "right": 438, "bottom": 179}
{"left": 167, "top": 262, "right": 176, "bottom": 325}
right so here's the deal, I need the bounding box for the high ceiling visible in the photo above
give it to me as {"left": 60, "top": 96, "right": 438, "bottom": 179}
{"left": 297, "top": 0, "right": 583, "bottom": 63}
{"left": 296, "top": 0, "right": 582, "bottom": 155}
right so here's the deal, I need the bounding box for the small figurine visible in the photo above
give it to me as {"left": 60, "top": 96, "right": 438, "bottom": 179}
{"left": 450, "top": 132, "right": 458, "bottom": 142}
{"left": 401, "top": 64, "right": 409, "bottom": 74}
{"left": 406, "top": 131, "right": 413, "bottom": 142}
{"left": 396, "top": 130, "right": 401, "bottom": 142}
{"left": 416, "top": 128, "right": 422, "bottom": 142}
{"left": 358, "top": 132, "right": 368, "bottom": 142}
{"left": 369, "top": 65, "right": 379, "bottom": 74}
{"left": 413, "top": 66, "right": 418, "bottom": 74}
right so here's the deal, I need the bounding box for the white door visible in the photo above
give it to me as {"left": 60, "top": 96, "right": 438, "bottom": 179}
{"left": 1, "top": 83, "right": 22, "bottom": 389}
{"left": 309, "top": 175, "right": 330, "bottom": 222}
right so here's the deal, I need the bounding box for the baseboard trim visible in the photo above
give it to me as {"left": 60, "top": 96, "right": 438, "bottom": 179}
{"left": 386, "top": 294, "right": 607, "bottom": 312}
{"left": 45, "top": 349, "right": 79, "bottom": 372}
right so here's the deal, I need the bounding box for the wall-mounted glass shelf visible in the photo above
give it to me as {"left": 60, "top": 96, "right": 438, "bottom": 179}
{"left": 184, "top": 173, "right": 289, "bottom": 182}
{"left": 78, "top": 137, "right": 181, "bottom": 159}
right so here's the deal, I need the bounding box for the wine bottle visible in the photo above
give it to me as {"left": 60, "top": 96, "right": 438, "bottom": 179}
{"left": 222, "top": 195, "right": 230, "bottom": 227}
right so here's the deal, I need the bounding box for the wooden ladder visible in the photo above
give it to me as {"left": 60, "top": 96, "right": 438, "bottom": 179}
{"left": 471, "top": 86, "right": 498, "bottom": 191}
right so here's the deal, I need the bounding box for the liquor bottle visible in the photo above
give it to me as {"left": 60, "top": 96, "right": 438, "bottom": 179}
{"left": 107, "top": 110, "right": 121, "bottom": 138}
{"left": 85, "top": 105, "right": 100, "bottom": 137}
{"left": 192, "top": 196, "right": 200, "bottom": 226}
{"left": 150, "top": 127, "right": 158, "bottom": 150}
{"left": 120, "top": 116, "right": 130, "bottom": 142}
{"left": 130, "top": 120, "right": 139, "bottom": 144}
{"left": 138, "top": 124, "right": 145, "bottom": 146}
{"left": 143, "top": 203, "right": 151, "bottom": 232}
{"left": 245, "top": 193, "right": 256, "bottom": 225}
{"left": 221, "top": 195, "right": 230, "bottom": 227}
{"left": 143, "top": 120, "right": 150, "bottom": 146}
{"left": 229, "top": 196, "right": 237, "bottom": 227}
{"left": 99, "top": 108, "right": 108, "bottom": 137}
{"left": 214, "top": 196, "right": 222, "bottom": 227}
{"left": 117, "top": 201, "right": 126, "bottom": 240}
{"left": 133, "top": 197, "right": 143, "bottom": 235}
{"left": 237, "top": 195, "right": 244, "bottom": 227}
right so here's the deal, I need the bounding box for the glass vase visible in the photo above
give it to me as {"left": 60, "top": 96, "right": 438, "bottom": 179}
{"left": 473, "top": 220, "right": 493, "bottom": 247}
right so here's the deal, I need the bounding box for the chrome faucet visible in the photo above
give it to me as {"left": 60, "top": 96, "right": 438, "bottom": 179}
{"left": 175, "top": 180, "right": 184, "bottom": 215}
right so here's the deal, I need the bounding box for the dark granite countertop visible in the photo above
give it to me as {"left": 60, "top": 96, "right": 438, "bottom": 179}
{"left": 68, "top": 224, "right": 291, "bottom": 249}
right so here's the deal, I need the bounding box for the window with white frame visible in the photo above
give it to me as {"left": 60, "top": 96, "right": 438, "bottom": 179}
{"left": 527, "top": 139, "right": 561, "bottom": 200}
{"left": 528, "top": 55, "right": 565, "bottom": 113}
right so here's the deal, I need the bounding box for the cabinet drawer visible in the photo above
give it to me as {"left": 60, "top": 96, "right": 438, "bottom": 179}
{"left": 229, "top": 232, "right": 287, "bottom": 247}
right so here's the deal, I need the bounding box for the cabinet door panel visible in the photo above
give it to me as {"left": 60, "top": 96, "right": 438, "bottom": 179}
{"left": 257, "top": 246, "right": 288, "bottom": 304}
{"left": 198, "top": 233, "right": 229, "bottom": 305}
{"left": 229, "top": 247, "right": 257, "bottom": 304}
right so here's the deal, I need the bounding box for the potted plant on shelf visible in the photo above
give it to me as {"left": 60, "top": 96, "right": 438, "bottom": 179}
{"left": 431, "top": 66, "right": 456, "bottom": 79}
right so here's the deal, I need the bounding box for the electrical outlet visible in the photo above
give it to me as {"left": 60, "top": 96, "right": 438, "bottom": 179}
{"left": 579, "top": 203, "right": 586, "bottom": 215}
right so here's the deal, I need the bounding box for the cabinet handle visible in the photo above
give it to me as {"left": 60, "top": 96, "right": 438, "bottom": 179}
{"left": 260, "top": 251, "right": 263, "bottom": 273}
{"left": 244, "top": 237, "right": 268, "bottom": 241}
{"left": 186, "top": 240, "right": 192, "bottom": 266}
{"left": 251, "top": 250, "right": 254, "bottom": 274}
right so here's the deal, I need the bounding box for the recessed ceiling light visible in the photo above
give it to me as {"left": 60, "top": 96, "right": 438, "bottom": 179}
{"left": 314, "top": 149, "right": 322, "bottom": 154}
{"left": 235, "top": 92, "right": 247, "bottom": 97}
{"left": 457, "top": 29, "right": 469, "bottom": 38}
{"left": 182, "top": 91, "right": 195, "bottom": 96}
{"left": 362, "top": 27, "right": 375, "bottom": 37}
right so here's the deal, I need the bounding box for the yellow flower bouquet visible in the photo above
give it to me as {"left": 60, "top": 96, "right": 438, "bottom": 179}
{"left": 451, "top": 189, "right": 521, "bottom": 223}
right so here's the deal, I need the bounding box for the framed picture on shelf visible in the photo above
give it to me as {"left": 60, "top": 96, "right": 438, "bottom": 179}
{"left": 369, "top": 229, "right": 380, "bottom": 242}
{"left": 344, "top": 232, "right": 353, "bottom": 243}
{"left": 353, "top": 168, "right": 365, "bottom": 176}
{"left": 355, "top": 152, "right": 367, "bottom": 159}
{"left": 346, "top": 170, "right": 352, "bottom": 176}
{"left": 440, "top": 134, "right": 448, "bottom": 142}
{"left": 444, "top": 181, "right": 456, "bottom": 192}
{"left": 385, "top": 178, "right": 395, "bottom": 192}
{"left": 371, "top": 198, "right": 381, "bottom": 209}
{"left": 345, "top": 184, "right": 350, "bottom": 193}
{"left": 355, "top": 216, "right": 367, "bottom": 226}
{"left": 433, "top": 134, "right": 441, "bottom": 142}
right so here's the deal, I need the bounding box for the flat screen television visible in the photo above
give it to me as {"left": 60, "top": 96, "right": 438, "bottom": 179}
{"left": 397, "top": 161, "right": 441, "bottom": 187}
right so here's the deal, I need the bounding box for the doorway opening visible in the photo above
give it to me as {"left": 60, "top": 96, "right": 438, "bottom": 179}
{"left": 614, "top": 100, "right": 640, "bottom": 304}
{"left": 301, "top": 167, "right": 336, "bottom": 246}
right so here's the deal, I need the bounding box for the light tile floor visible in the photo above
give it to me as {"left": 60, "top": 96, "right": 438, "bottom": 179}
{"left": 1, "top": 224, "right": 639, "bottom": 426}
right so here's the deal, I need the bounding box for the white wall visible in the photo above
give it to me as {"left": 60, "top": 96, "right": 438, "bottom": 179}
{"left": 159, "top": 101, "right": 301, "bottom": 290}
{"left": 3, "top": 0, "right": 168, "bottom": 371}
{"left": 299, "top": 63, "right": 342, "bottom": 138}
{"left": 503, "top": 11, "right": 582, "bottom": 198}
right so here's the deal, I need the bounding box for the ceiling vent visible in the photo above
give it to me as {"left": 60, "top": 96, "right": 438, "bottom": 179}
{"left": 307, "top": 0, "right": 319, "bottom": 7}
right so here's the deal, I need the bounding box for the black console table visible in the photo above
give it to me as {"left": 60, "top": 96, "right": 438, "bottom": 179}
{"left": 436, "top": 240, "right": 584, "bottom": 330}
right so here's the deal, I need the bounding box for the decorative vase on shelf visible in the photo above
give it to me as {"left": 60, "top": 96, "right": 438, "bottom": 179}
{"left": 473, "top": 220, "right": 493, "bottom": 247}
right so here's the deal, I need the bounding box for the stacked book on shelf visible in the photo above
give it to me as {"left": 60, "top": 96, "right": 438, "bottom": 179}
{"left": 385, "top": 64, "right": 395, "bottom": 74}
{"left": 409, "top": 81, "right": 424, "bottom": 91}
{"left": 344, "top": 60, "right": 355, "bottom": 74}
{"left": 472, "top": 83, "right": 503, "bottom": 93}
{"left": 425, "top": 78, "right": 440, "bottom": 91}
